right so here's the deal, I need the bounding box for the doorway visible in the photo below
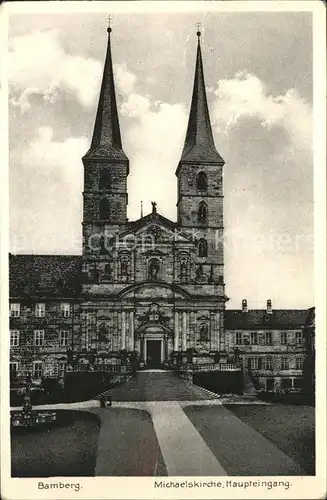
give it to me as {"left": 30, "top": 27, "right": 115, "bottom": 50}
{"left": 146, "top": 340, "right": 162, "bottom": 368}
{"left": 266, "top": 378, "right": 275, "bottom": 392}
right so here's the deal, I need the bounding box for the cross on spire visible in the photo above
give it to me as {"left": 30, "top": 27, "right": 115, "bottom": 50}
{"left": 196, "top": 21, "right": 201, "bottom": 38}
{"left": 107, "top": 14, "right": 112, "bottom": 33}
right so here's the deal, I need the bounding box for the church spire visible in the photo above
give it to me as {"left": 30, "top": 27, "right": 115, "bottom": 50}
{"left": 83, "top": 24, "right": 128, "bottom": 162}
{"left": 179, "top": 30, "right": 224, "bottom": 164}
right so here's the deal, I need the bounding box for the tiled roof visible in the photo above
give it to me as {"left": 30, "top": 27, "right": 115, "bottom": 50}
{"left": 224, "top": 309, "right": 308, "bottom": 330}
{"left": 9, "top": 254, "right": 82, "bottom": 298}
{"left": 82, "top": 29, "right": 128, "bottom": 163}
{"left": 179, "top": 36, "right": 224, "bottom": 166}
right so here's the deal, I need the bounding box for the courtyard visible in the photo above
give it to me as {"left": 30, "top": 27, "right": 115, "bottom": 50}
{"left": 11, "top": 371, "right": 315, "bottom": 477}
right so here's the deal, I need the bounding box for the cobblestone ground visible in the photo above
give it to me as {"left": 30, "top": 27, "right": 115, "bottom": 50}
{"left": 102, "top": 370, "right": 218, "bottom": 401}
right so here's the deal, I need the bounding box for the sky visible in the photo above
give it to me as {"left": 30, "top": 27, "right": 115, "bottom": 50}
{"left": 8, "top": 8, "right": 313, "bottom": 309}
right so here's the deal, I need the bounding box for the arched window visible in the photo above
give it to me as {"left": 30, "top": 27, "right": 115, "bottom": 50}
{"left": 180, "top": 257, "right": 188, "bottom": 281}
{"left": 196, "top": 172, "right": 208, "bottom": 191}
{"left": 98, "top": 323, "right": 108, "bottom": 342}
{"left": 99, "top": 198, "right": 110, "bottom": 220}
{"left": 148, "top": 258, "right": 160, "bottom": 280}
{"left": 199, "top": 324, "right": 209, "bottom": 341}
{"left": 103, "top": 263, "right": 112, "bottom": 281}
{"left": 100, "top": 169, "right": 111, "bottom": 189}
{"left": 197, "top": 201, "right": 207, "bottom": 224}
{"left": 198, "top": 238, "right": 208, "bottom": 257}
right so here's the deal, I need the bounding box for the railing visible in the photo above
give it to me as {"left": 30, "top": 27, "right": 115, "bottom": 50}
{"left": 66, "top": 364, "right": 130, "bottom": 373}
{"left": 180, "top": 363, "right": 242, "bottom": 373}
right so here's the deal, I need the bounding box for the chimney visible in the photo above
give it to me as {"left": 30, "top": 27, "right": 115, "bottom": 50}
{"left": 242, "top": 299, "right": 248, "bottom": 313}
{"left": 267, "top": 299, "right": 272, "bottom": 314}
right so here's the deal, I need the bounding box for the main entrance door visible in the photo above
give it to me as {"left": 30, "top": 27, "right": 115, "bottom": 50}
{"left": 146, "top": 340, "right": 162, "bottom": 368}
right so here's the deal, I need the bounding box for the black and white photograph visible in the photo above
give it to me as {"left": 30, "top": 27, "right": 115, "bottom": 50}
{"left": 1, "top": 1, "right": 326, "bottom": 499}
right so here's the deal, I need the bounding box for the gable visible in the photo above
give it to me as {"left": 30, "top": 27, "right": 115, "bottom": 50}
{"left": 119, "top": 281, "right": 191, "bottom": 299}
{"left": 118, "top": 212, "right": 194, "bottom": 247}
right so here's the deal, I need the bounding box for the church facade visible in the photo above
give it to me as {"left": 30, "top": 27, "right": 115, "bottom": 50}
{"left": 9, "top": 27, "right": 311, "bottom": 393}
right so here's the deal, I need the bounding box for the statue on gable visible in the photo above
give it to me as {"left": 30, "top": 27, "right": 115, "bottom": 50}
{"left": 120, "top": 256, "right": 129, "bottom": 277}
{"left": 151, "top": 201, "right": 157, "bottom": 214}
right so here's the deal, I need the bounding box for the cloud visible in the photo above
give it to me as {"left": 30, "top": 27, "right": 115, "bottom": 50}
{"left": 114, "top": 63, "right": 137, "bottom": 95}
{"left": 24, "top": 126, "right": 88, "bottom": 188}
{"left": 10, "top": 126, "right": 88, "bottom": 254}
{"left": 9, "top": 29, "right": 102, "bottom": 111}
{"left": 120, "top": 90, "right": 187, "bottom": 220}
{"left": 211, "top": 71, "right": 312, "bottom": 153}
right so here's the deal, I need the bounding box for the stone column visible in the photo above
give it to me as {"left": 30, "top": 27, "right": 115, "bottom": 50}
{"left": 219, "top": 312, "right": 224, "bottom": 351}
{"left": 174, "top": 311, "right": 179, "bottom": 351}
{"left": 121, "top": 311, "right": 126, "bottom": 349}
{"left": 164, "top": 335, "right": 169, "bottom": 361}
{"left": 182, "top": 311, "right": 187, "bottom": 351}
{"left": 113, "top": 311, "right": 119, "bottom": 351}
{"left": 140, "top": 336, "right": 144, "bottom": 361}
{"left": 129, "top": 311, "right": 134, "bottom": 351}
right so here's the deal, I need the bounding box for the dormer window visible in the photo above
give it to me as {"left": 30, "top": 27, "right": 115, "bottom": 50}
{"left": 10, "top": 303, "right": 20, "bottom": 318}
{"left": 196, "top": 172, "right": 208, "bottom": 191}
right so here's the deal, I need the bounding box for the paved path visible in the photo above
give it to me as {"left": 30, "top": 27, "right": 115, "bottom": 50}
{"left": 11, "top": 370, "right": 311, "bottom": 476}
{"left": 147, "top": 402, "right": 226, "bottom": 476}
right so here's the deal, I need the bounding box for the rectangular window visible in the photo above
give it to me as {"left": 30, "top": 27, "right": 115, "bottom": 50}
{"left": 61, "top": 303, "right": 71, "bottom": 318}
{"left": 293, "top": 377, "right": 303, "bottom": 389}
{"left": 34, "top": 330, "right": 45, "bottom": 346}
{"left": 281, "top": 357, "right": 289, "bottom": 370}
{"left": 281, "top": 378, "right": 292, "bottom": 389}
{"left": 58, "top": 361, "right": 67, "bottom": 378}
{"left": 59, "top": 330, "right": 70, "bottom": 347}
{"left": 266, "top": 378, "right": 275, "bottom": 391}
{"left": 33, "top": 361, "right": 43, "bottom": 378}
{"left": 264, "top": 356, "right": 273, "bottom": 370}
{"left": 10, "top": 362, "right": 19, "bottom": 377}
{"left": 295, "top": 331, "right": 303, "bottom": 344}
{"left": 235, "top": 332, "right": 242, "bottom": 345}
{"left": 10, "top": 330, "right": 20, "bottom": 347}
{"left": 250, "top": 357, "right": 258, "bottom": 370}
{"left": 250, "top": 332, "right": 258, "bottom": 345}
{"left": 10, "top": 303, "right": 20, "bottom": 317}
{"left": 265, "top": 332, "right": 272, "bottom": 345}
{"left": 280, "top": 332, "right": 288, "bottom": 344}
{"left": 35, "top": 303, "right": 45, "bottom": 318}
{"left": 296, "top": 357, "right": 303, "bottom": 370}
{"left": 82, "top": 262, "right": 89, "bottom": 273}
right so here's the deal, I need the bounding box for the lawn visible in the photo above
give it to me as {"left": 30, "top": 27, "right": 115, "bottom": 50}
{"left": 184, "top": 404, "right": 315, "bottom": 475}
{"left": 225, "top": 404, "right": 315, "bottom": 475}
{"left": 11, "top": 410, "right": 101, "bottom": 477}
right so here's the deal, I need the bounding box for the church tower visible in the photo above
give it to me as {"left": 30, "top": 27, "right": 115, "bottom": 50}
{"left": 176, "top": 30, "right": 225, "bottom": 286}
{"left": 82, "top": 26, "right": 129, "bottom": 262}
